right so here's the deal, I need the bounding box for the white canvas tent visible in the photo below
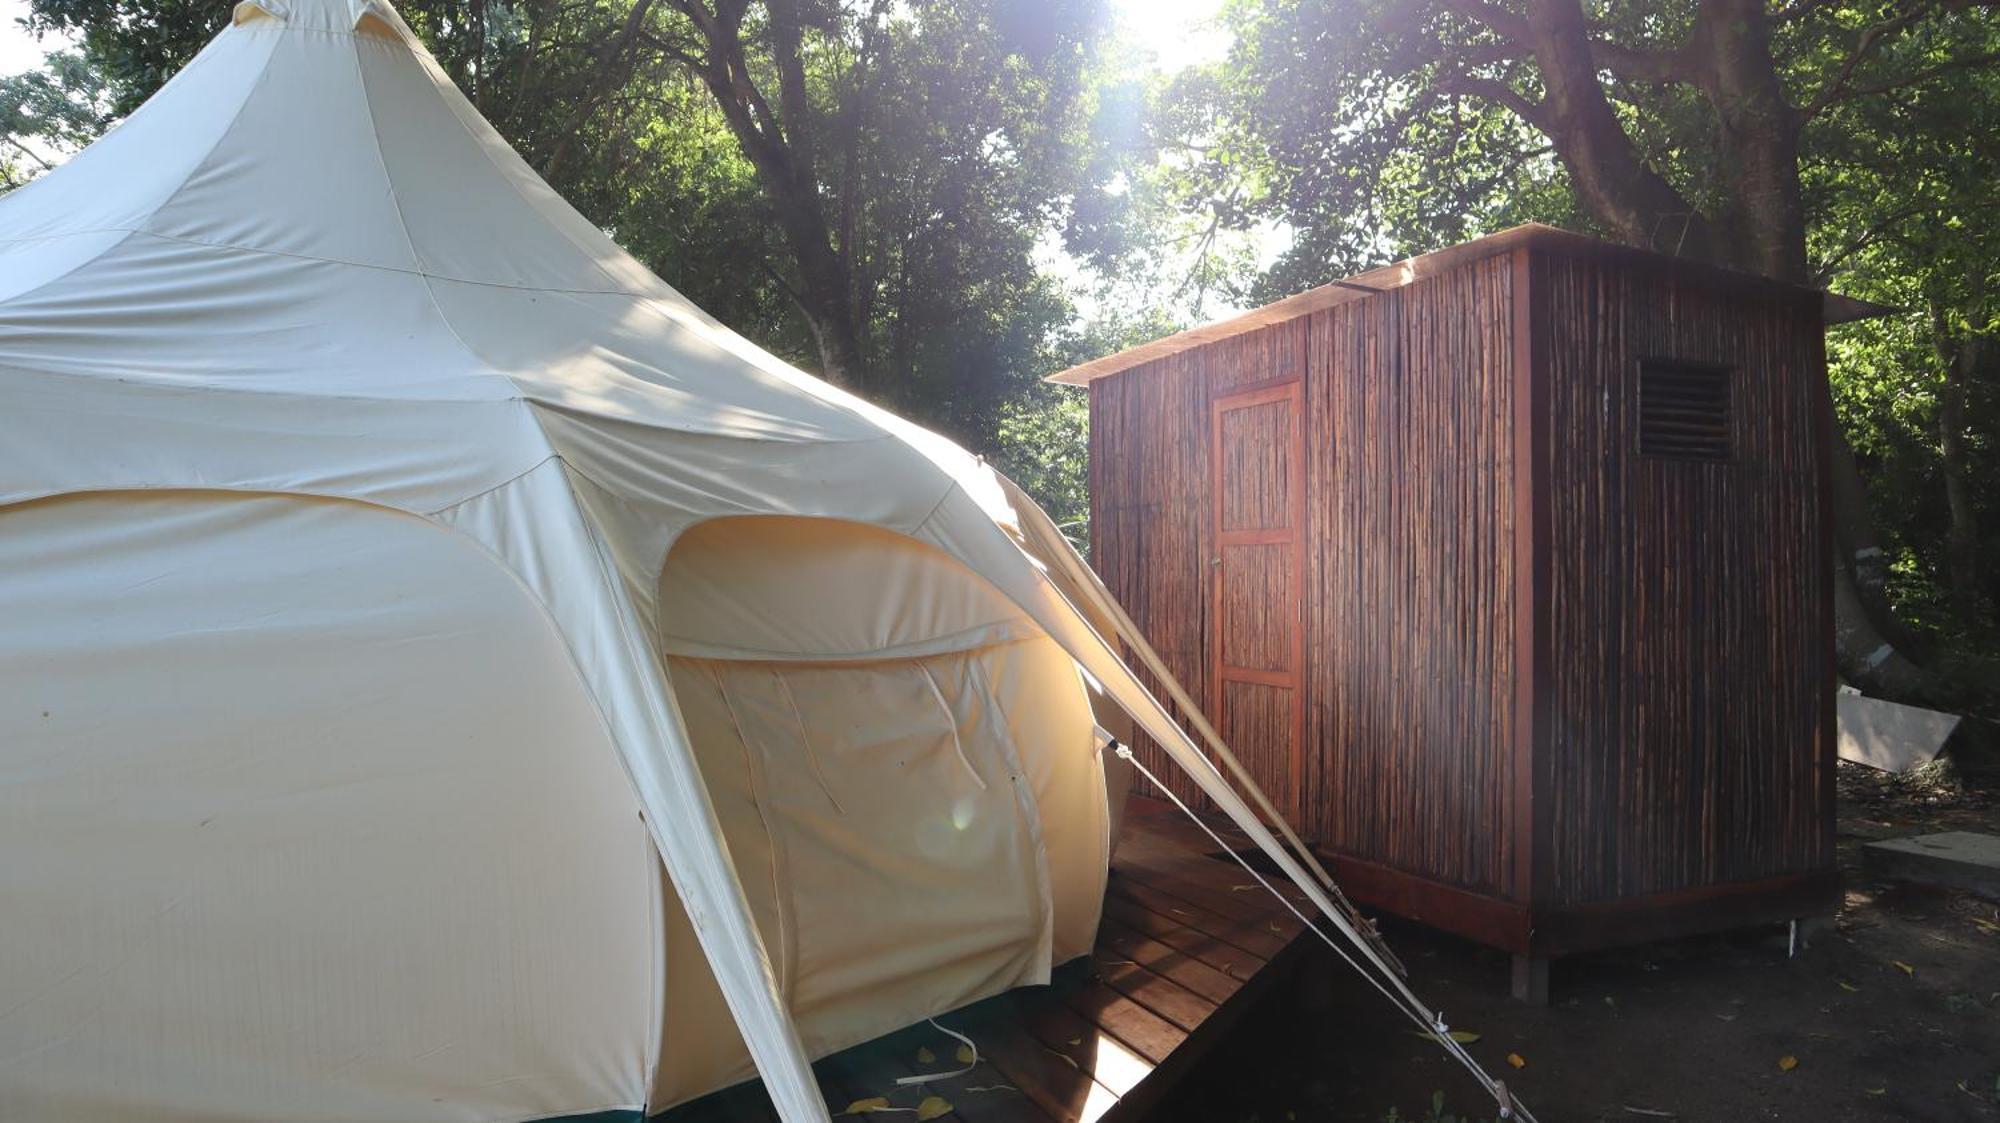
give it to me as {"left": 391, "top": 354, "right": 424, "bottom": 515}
{"left": 0, "top": 1, "right": 1526, "bottom": 1120}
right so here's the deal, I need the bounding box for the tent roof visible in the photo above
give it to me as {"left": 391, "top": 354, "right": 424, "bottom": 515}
{"left": 1045, "top": 223, "right": 1892, "bottom": 387}
{"left": 0, "top": 0, "right": 1013, "bottom": 549}
{"left": 0, "top": 0, "right": 898, "bottom": 444}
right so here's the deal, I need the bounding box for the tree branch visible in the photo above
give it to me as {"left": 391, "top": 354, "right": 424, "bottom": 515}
{"left": 1807, "top": 49, "right": 2000, "bottom": 117}
{"left": 1801, "top": 1, "right": 1944, "bottom": 120}
{"left": 1435, "top": 72, "right": 1549, "bottom": 129}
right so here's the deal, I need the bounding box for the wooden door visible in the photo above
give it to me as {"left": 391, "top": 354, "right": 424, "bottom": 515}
{"left": 1208, "top": 380, "right": 1306, "bottom": 821}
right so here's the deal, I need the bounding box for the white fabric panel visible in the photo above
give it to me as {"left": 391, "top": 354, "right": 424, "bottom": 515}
{"left": 0, "top": 371, "right": 551, "bottom": 514}
{"left": 0, "top": 234, "right": 496, "bottom": 397}
{"left": 354, "top": 38, "right": 638, "bottom": 293}
{"left": 656, "top": 516, "right": 1037, "bottom": 660}
{"left": 0, "top": 28, "right": 279, "bottom": 250}
{"left": 0, "top": 492, "right": 654, "bottom": 1122}
{"left": 655, "top": 638, "right": 1098, "bottom": 1108}
{"left": 435, "top": 464, "right": 827, "bottom": 1123}
{"left": 429, "top": 281, "right": 881, "bottom": 441}
{"left": 963, "top": 639, "right": 1111, "bottom": 963}
{"left": 144, "top": 30, "right": 416, "bottom": 271}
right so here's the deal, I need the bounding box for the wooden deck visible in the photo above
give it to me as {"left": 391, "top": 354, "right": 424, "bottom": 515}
{"left": 663, "top": 796, "right": 1312, "bottom": 1122}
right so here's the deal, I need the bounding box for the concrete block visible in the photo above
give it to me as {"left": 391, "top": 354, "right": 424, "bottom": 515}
{"left": 1863, "top": 831, "right": 2000, "bottom": 900}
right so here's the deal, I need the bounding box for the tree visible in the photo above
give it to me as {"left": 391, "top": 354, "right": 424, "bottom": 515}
{"left": 1813, "top": 22, "right": 2000, "bottom": 671}
{"left": 1186, "top": 0, "right": 2000, "bottom": 701}
{"left": 0, "top": 50, "right": 110, "bottom": 188}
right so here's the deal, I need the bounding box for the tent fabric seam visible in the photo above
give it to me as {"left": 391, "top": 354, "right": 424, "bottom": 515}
{"left": 0, "top": 27, "right": 280, "bottom": 308}
{"left": 961, "top": 656, "right": 1058, "bottom": 978}
{"left": 657, "top": 620, "right": 1042, "bottom": 664}
{"left": 408, "top": 47, "right": 632, "bottom": 296}
{"left": 348, "top": 26, "right": 490, "bottom": 398}
{"left": 421, "top": 453, "right": 563, "bottom": 516}
{"left": 0, "top": 225, "right": 652, "bottom": 296}
{"left": 701, "top": 661, "right": 799, "bottom": 998}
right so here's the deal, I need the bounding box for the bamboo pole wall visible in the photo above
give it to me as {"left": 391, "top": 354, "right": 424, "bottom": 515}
{"left": 1085, "top": 236, "right": 1833, "bottom": 941}
{"left": 1304, "top": 255, "right": 1519, "bottom": 895}
{"left": 1540, "top": 254, "right": 1833, "bottom": 904}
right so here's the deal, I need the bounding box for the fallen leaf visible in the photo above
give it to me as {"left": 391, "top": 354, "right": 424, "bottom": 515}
{"left": 1971, "top": 918, "right": 1999, "bottom": 934}
{"left": 915, "top": 1096, "right": 952, "bottom": 1121}
{"left": 1892, "top": 960, "right": 1915, "bottom": 977}
{"left": 1713, "top": 1012, "right": 1738, "bottom": 1022}
{"left": 1865, "top": 1088, "right": 1886, "bottom": 1097}
{"left": 1507, "top": 1052, "right": 1527, "bottom": 1069}
{"left": 954, "top": 1044, "right": 975, "bottom": 1064}
{"left": 1409, "top": 1029, "right": 1482, "bottom": 1044}
{"left": 916, "top": 1046, "right": 936, "bottom": 1064}
{"left": 1778, "top": 1055, "right": 1799, "bottom": 1072}
{"left": 1837, "top": 980, "right": 1860, "bottom": 993}
{"left": 843, "top": 1097, "right": 893, "bottom": 1114}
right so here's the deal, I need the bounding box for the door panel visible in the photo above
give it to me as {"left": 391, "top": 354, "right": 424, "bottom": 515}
{"left": 1209, "top": 380, "right": 1306, "bottom": 821}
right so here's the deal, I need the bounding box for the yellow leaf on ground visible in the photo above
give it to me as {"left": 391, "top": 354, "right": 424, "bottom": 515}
{"left": 1410, "top": 1030, "right": 1482, "bottom": 1044}
{"left": 1837, "top": 980, "right": 1860, "bottom": 993}
{"left": 955, "top": 1044, "right": 975, "bottom": 1064}
{"left": 843, "top": 1097, "right": 892, "bottom": 1114}
{"left": 1779, "top": 1055, "right": 1799, "bottom": 1072}
{"left": 1893, "top": 961, "right": 1915, "bottom": 977}
{"left": 1507, "top": 1053, "right": 1526, "bottom": 1069}
{"left": 1865, "top": 1087, "right": 1887, "bottom": 1096}
{"left": 915, "top": 1095, "right": 952, "bottom": 1121}
{"left": 916, "top": 1046, "right": 936, "bottom": 1064}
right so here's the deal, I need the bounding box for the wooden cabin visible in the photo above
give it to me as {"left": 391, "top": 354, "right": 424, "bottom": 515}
{"left": 1051, "top": 225, "right": 1862, "bottom": 999}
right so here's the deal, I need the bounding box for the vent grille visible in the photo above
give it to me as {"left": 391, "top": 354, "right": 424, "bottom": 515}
{"left": 1638, "top": 360, "right": 1733, "bottom": 460}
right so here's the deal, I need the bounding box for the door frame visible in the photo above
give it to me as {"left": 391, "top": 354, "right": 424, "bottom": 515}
{"left": 1207, "top": 377, "right": 1307, "bottom": 821}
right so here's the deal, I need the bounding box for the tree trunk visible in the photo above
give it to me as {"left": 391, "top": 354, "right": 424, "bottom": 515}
{"left": 1834, "top": 557, "right": 1939, "bottom": 701}
{"left": 1935, "top": 324, "right": 1985, "bottom": 622}
{"left": 1522, "top": 0, "right": 1722, "bottom": 260}
{"left": 677, "top": 1, "right": 871, "bottom": 394}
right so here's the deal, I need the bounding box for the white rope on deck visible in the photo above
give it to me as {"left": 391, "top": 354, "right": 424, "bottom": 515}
{"left": 1112, "top": 744, "right": 1539, "bottom": 1123}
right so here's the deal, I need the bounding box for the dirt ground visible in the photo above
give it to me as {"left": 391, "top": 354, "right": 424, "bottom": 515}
{"left": 1159, "top": 755, "right": 2000, "bottom": 1123}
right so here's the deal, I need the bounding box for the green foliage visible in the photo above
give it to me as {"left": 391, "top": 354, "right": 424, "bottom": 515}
{"left": 1811, "top": 8, "right": 2000, "bottom": 660}
{"left": 0, "top": 49, "right": 111, "bottom": 187}
{"left": 1169, "top": 0, "right": 2000, "bottom": 668}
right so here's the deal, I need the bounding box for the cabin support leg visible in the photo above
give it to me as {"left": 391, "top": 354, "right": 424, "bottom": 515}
{"left": 1510, "top": 955, "right": 1550, "bottom": 1006}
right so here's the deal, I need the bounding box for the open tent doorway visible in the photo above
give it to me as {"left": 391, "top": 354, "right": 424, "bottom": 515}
{"left": 651, "top": 516, "right": 1114, "bottom": 1106}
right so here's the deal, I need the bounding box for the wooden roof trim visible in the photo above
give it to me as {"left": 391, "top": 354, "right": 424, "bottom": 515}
{"left": 1046, "top": 223, "right": 1892, "bottom": 386}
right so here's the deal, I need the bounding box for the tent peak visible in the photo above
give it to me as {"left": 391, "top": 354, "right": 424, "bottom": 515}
{"left": 231, "top": 0, "right": 417, "bottom": 41}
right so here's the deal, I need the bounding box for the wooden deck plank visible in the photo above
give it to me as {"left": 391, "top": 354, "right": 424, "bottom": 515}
{"left": 1090, "top": 951, "right": 1216, "bottom": 1033}
{"left": 952, "top": 996, "right": 1124, "bottom": 1123}
{"left": 658, "top": 796, "right": 1308, "bottom": 1123}
{"left": 1055, "top": 977, "right": 1184, "bottom": 1067}
{"left": 1107, "top": 877, "right": 1291, "bottom": 960}
{"left": 1095, "top": 918, "right": 1242, "bottom": 1005}
{"left": 1098, "top": 896, "right": 1265, "bottom": 981}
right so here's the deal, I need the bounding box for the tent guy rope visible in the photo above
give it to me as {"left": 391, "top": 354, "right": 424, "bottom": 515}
{"left": 1111, "top": 744, "right": 1542, "bottom": 1123}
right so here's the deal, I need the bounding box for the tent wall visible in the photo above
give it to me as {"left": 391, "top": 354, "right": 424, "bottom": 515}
{"left": 649, "top": 517, "right": 1109, "bottom": 1109}
{"left": 0, "top": 491, "right": 657, "bottom": 1123}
